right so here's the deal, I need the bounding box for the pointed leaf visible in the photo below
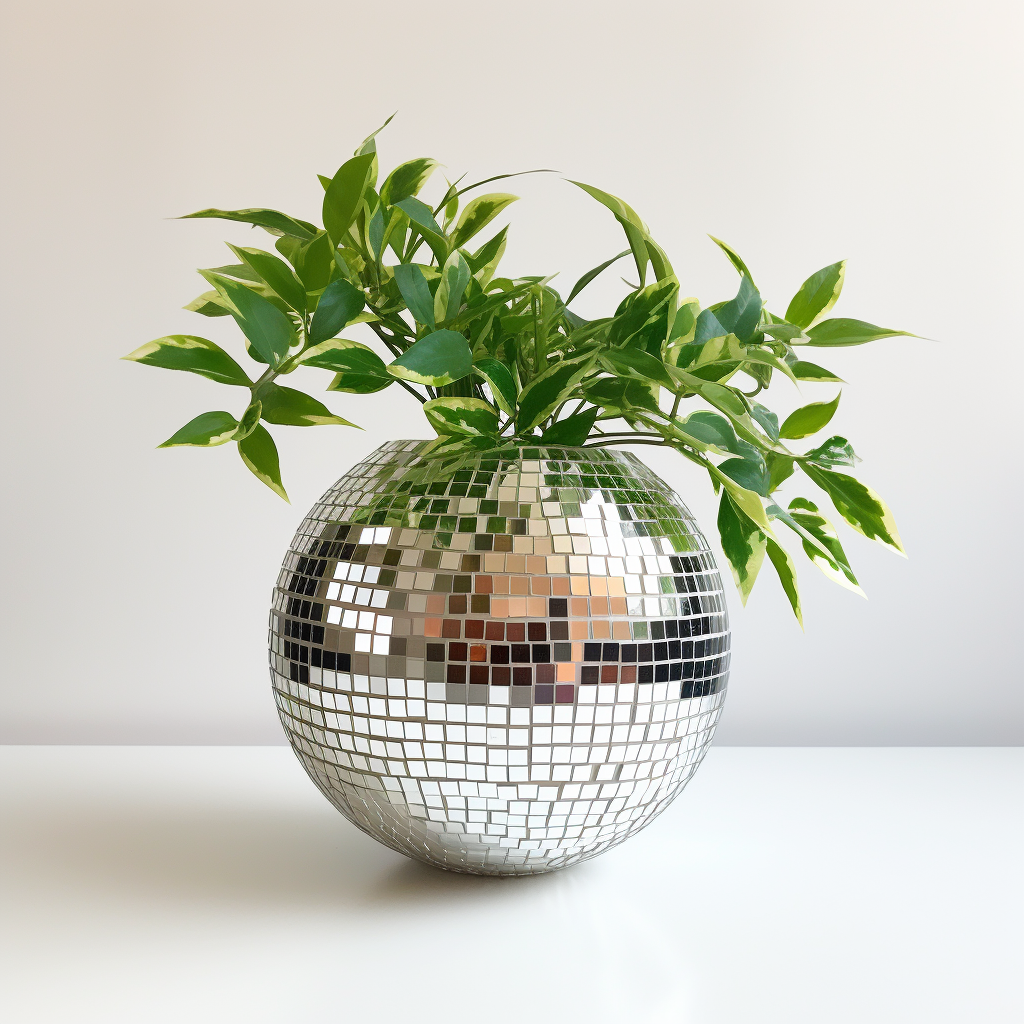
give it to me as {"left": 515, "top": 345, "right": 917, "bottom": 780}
{"left": 466, "top": 226, "right": 508, "bottom": 287}
{"left": 516, "top": 357, "right": 594, "bottom": 434}
{"left": 395, "top": 196, "right": 448, "bottom": 262}
{"left": 791, "top": 360, "right": 844, "bottom": 382}
{"left": 294, "top": 231, "right": 334, "bottom": 293}
{"left": 388, "top": 329, "right": 473, "bottom": 386}
{"left": 310, "top": 278, "right": 365, "bottom": 343}
{"left": 718, "top": 456, "right": 770, "bottom": 497}
{"left": 779, "top": 392, "right": 841, "bottom": 439}
{"left": 355, "top": 113, "right": 396, "bottom": 156}
{"left": 179, "top": 208, "right": 316, "bottom": 239}
{"left": 805, "top": 318, "right": 917, "bottom": 347}
{"left": 255, "top": 384, "right": 356, "bottom": 427}
{"left": 713, "top": 275, "right": 762, "bottom": 342}
{"left": 158, "top": 411, "right": 239, "bottom": 448}
{"left": 227, "top": 245, "right": 306, "bottom": 312}
{"left": 183, "top": 290, "right": 232, "bottom": 317}
{"left": 565, "top": 250, "right": 631, "bottom": 306}
{"left": 450, "top": 193, "right": 518, "bottom": 249}
{"left": 540, "top": 407, "right": 599, "bottom": 446}
{"left": 380, "top": 157, "right": 440, "bottom": 206}
{"left": 123, "top": 335, "right": 251, "bottom": 387}
{"left": 237, "top": 424, "right": 287, "bottom": 500}
{"left": 786, "top": 261, "right": 846, "bottom": 329}
{"left": 803, "top": 465, "right": 904, "bottom": 554}
{"left": 393, "top": 264, "right": 436, "bottom": 328}
{"left": 434, "top": 250, "right": 472, "bottom": 323}
{"left": 473, "top": 358, "right": 517, "bottom": 416}
{"left": 198, "top": 272, "right": 296, "bottom": 366}
{"left": 323, "top": 154, "right": 375, "bottom": 245}
{"left": 769, "top": 498, "right": 863, "bottom": 595}
{"left": 708, "top": 236, "right": 756, "bottom": 287}
{"left": 300, "top": 340, "right": 393, "bottom": 393}
{"left": 804, "top": 435, "right": 858, "bottom": 469}
{"left": 717, "top": 492, "right": 767, "bottom": 603}
{"left": 232, "top": 399, "right": 263, "bottom": 440}
{"left": 765, "top": 537, "right": 802, "bottom": 625}
{"left": 423, "top": 397, "right": 499, "bottom": 437}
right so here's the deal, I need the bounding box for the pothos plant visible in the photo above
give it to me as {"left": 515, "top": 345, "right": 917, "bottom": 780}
{"left": 125, "top": 119, "right": 915, "bottom": 623}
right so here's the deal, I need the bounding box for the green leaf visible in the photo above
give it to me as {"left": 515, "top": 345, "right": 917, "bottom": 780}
{"left": 233, "top": 398, "right": 263, "bottom": 439}
{"left": 804, "top": 435, "right": 858, "bottom": 469}
{"left": 599, "top": 347, "right": 674, "bottom": 388}
{"left": 123, "top": 335, "right": 251, "bottom": 386}
{"left": 607, "top": 277, "right": 678, "bottom": 350}
{"left": 395, "top": 196, "right": 448, "bottom": 262}
{"left": 750, "top": 404, "right": 780, "bottom": 441}
{"left": 473, "top": 358, "right": 517, "bottom": 416}
{"left": 540, "top": 407, "right": 599, "bottom": 446}
{"left": 466, "top": 226, "right": 508, "bottom": 287}
{"left": 388, "top": 329, "right": 473, "bottom": 386}
{"left": 718, "top": 456, "right": 770, "bottom": 497}
{"left": 779, "top": 392, "right": 841, "bottom": 439}
{"left": 294, "top": 231, "right": 334, "bottom": 293}
{"left": 423, "top": 397, "right": 499, "bottom": 437}
{"left": 680, "top": 411, "right": 759, "bottom": 459}
{"left": 717, "top": 492, "right": 767, "bottom": 603}
{"left": 785, "top": 261, "right": 846, "bottom": 329}
{"left": 693, "top": 308, "right": 729, "bottom": 346}
{"left": 298, "top": 340, "right": 393, "bottom": 393}
{"left": 516, "top": 357, "right": 594, "bottom": 434}
{"left": 179, "top": 208, "right": 317, "bottom": 239}
{"left": 368, "top": 205, "right": 385, "bottom": 259}
{"left": 227, "top": 245, "right": 306, "bottom": 312}
{"left": 584, "top": 377, "right": 661, "bottom": 417}
{"left": 803, "top": 465, "right": 904, "bottom": 554}
{"left": 791, "top": 360, "right": 844, "bottom": 382}
{"left": 396, "top": 195, "right": 444, "bottom": 236}
{"left": 708, "top": 236, "right": 756, "bottom": 287}
{"left": 570, "top": 180, "right": 670, "bottom": 286}
{"left": 765, "top": 537, "right": 802, "bottom": 625}
{"left": 712, "top": 275, "right": 762, "bottom": 342}
{"left": 379, "top": 157, "right": 440, "bottom": 207}
{"left": 393, "top": 264, "right": 437, "bottom": 328}
{"left": 767, "top": 453, "right": 796, "bottom": 492}
{"left": 323, "top": 154, "right": 375, "bottom": 245}
{"left": 237, "top": 424, "right": 288, "bottom": 501}
{"left": 805, "top": 318, "right": 917, "bottom": 347}
{"left": 770, "top": 498, "right": 863, "bottom": 596}
{"left": 183, "top": 290, "right": 232, "bottom": 317}
{"left": 565, "top": 250, "right": 631, "bottom": 306}
{"left": 198, "top": 272, "right": 297, "bottom": 367}
{"left": 310, "top": 278, "right": 365, "bottom": 343}
{"left": 761, "top": 321, "right": 809, "bottom": 342}
{"left": 257, "top": 383, "right": 356, "bottom": 427}
{"left": 450, "top": 193, "right": 518, "bottom": 249}
{"left": 709, "top": 463, "right": 773, "bottom": 533}
{"left": 434, "top": 250, "right": 472, "bottom": 323}
{"left": 354, "top": 112, "right": 395, "bottom": 156}
{"left": 158, "top": 410, "right": 239, "bottom": 448}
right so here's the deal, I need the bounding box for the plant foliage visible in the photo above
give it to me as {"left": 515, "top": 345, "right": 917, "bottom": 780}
{"left": 125, "top": 121, "right": 917, "bottom": 620}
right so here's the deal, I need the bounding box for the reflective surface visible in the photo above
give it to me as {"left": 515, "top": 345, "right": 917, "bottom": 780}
{"left": 269, "top": 442, "right": 731, "bottom": 874}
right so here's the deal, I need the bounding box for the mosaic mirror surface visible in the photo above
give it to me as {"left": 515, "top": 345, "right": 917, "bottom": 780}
{"left": 270, "top": 441, "right": 731, "bottom": 875}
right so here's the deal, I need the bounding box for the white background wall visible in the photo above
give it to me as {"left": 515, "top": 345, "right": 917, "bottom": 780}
{"left": 1, "top": 0, "right": 1020, "bottom": 745}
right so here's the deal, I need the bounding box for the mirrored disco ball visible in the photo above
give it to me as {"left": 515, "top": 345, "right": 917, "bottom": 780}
{"left": 269, "top": 441, "right": 731, "bottom": 875}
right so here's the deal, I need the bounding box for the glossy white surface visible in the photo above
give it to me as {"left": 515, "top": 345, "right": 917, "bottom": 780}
{"left": 1, "top": 746, "right": 1020, "bottom": 1023}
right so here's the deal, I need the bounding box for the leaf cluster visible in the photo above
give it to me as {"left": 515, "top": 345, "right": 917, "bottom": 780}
{"left": 125, "top": 118, "right": 916, "bottom": 620}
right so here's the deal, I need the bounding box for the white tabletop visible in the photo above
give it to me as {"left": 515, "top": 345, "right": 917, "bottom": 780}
{"left": 1, "top": 746, "right": 1020, "bottom": 1023}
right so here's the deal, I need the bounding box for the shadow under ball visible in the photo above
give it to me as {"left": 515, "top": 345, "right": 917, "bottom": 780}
{"left": 270, "top": 442, "right": 731, "bottom": 875}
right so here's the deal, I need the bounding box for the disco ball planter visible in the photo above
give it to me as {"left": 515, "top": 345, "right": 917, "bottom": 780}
{"left": 269, "top": 441, "right": 731, "bottom": 875}
{"left": 128, "top": 126, "right": 913, "bottom": 876}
